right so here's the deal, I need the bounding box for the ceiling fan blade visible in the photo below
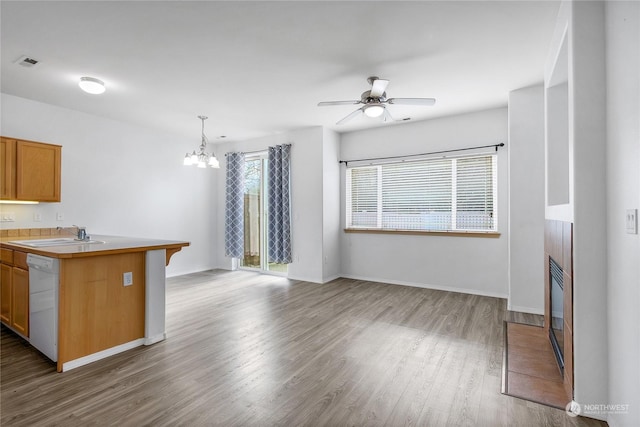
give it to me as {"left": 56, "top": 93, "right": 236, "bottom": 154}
{"left": 336, "top": 108, "right": 363, "bottom": 125}
{"left": 370, "top": 79, "right": 389, "bottom": 98}
{"left": 382, "top": 107, "right": 394, "bottom": 123}
{"left": 387, "top": 98, "right": 436, "bottom": 106}
{"left": 318, "top": 100, "right": 361, "bottom": 106}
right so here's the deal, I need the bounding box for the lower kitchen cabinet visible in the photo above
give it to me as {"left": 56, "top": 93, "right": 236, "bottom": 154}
{"left": 0, "top": 263, "right": 11, "bottom": 324}
{"left": 11, "top": 267, "right": 29, "bottom": 336}
{"left": 0, "top": 250, "right": 29, "bottom": 337}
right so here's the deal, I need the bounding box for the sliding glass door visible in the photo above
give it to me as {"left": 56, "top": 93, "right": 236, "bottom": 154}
{"left": 241, "top": 155, "right": 287, "bottom": 273}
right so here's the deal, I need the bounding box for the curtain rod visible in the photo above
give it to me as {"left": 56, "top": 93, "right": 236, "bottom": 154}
{"left": 338, "top": 143, "right": 505, "bottom": 166}
{"left": 225, "top": 143, "right": 292, "bottom": 156}
{"left": 225, "top": 149, "right": 266, "bottom": 156}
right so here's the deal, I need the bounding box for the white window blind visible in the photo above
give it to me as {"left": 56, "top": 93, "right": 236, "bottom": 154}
{"left": 346, "top": 154, "right": 497, "bottom": 232}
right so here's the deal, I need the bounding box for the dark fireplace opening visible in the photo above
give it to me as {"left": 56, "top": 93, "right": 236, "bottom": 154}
{"left": 549, "top": 257, "right": 564, "bottom": 373}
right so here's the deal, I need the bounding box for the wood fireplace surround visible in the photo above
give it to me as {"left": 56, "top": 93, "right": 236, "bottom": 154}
{"left": 544, "top": 219, "right": 574, "bottom": 399}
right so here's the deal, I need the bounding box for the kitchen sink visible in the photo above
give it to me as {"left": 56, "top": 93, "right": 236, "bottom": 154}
{"left": 9, "top": 238, "right": 106, "bottom": 248}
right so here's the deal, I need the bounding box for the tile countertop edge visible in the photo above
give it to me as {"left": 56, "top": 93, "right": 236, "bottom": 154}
{"left": 0, "top": 235, "right": 190, "bottom": 259}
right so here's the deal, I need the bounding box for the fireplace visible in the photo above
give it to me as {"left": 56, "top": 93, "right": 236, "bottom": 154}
{"left": 544, "top": 219, "right": 573, "bottom": 398}
{"left": 549, "top": 257, "right": 564, "bottom": 373}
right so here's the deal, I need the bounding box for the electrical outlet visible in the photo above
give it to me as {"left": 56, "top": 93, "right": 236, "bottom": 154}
{"left": 56, "top": 212, "right": 64, "bottom": 221}
{"left": 0, "top": 212, "right": 16, "bottom": 222}
{"left": 123, "top": 272, "right": 133, "bottom": 286}
{"left": 34, "top": 213, "right": 42, "bottom": 222}
{"left": 627, "top": 209, "right": 638, "bottom": 234}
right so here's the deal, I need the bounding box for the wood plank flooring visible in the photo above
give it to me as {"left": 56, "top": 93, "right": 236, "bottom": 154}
{"left": 1, "top": 270, "right": 606, "bottom": 426}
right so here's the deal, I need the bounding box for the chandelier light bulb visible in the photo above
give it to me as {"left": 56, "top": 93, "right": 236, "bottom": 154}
{"left": 183, "top": 115, "right": 220, "bottom": 170}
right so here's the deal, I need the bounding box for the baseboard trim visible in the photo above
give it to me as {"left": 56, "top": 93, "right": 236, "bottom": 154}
{"left": 507, "top": 304, "right": 544, "bottom": 315}
{"left": 286, "top": 274, "right": 323, "bottom": 284}
{"left": 340, "top": 274, "right": 508, "bottom": 299}
{"left": 169, "top": 269, "right": 508, "bottom": 299}
{"left": 321, "top": 274, "right": 341, "bottom": 284}
{"left": 166, "top": 265, "right": 219, "bottom": 278}
{"left": 62, "top": 338, "right": 145, "bottom": 372}
{"left": 144, "top": 333, "right": 166, "bottom": 346}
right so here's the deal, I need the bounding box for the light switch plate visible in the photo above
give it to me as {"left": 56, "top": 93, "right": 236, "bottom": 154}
{"left": 56, "top": 212, "right": 64, "bottom": 221}
{"left": 123, "top": 272, "right": 133, "bottom": 286}
{"left": 627, "top": 209, "right": 638, "bottom": 234}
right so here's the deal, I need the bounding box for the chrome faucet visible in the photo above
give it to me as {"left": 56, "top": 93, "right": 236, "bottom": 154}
{"left": 77, "top": 227, "right": 87, "bottom": 241}
{"left": 56, "top": 225, "right": 90, "bottom": 241}
{"left": 66, "top": 225, "right": 91, "bottom": 240}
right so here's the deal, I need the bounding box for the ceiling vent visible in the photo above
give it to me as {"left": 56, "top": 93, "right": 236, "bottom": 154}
{"left": 15, "top": 55, "right": 40, "bottom": 68}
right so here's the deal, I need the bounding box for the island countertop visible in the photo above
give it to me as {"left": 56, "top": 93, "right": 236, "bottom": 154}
{"left": 0, "top": 234, "right": 190, "bottom": 260}
{"left": 0, "top": 228, "right": 189, "bottom": 372}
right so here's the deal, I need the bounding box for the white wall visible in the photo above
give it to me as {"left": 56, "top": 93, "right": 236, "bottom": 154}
{"left": 570, "top": 0, "right": 609, "bottom": 411}
{"left": 322, "top": 128, "right": 341, "bottom": 282}
{"left": 339, "top": 108, "right": 509, "bottom": 297}
{"left": 0, "top": 93, "right": 217, "bottom": 276}
{"left": 507, "top": 85, "right": 545, "bottom": 314}
{"left": 605, "top": 2, "right": 640, "bottom": 426}
{"left": 545, "top": 0, "right": 609, "bottom": 415}
{"left": 214, "top": 127, "right": 328, "bottom": 283}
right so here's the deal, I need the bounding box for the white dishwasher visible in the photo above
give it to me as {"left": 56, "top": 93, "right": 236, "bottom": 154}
{"left": 27, "top": 254, "right": 59, "bottom": 362}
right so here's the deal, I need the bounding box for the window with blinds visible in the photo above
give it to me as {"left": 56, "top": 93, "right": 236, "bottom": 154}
{"left": 346, "top": 154, "right": 497, "bottom": 232}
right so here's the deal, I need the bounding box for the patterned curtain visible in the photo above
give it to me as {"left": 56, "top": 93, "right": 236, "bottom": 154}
{"left": 268, "top": 144, "right": 292, "bottom": 264}
{"left": 225, "top": 152, "right": 245, "bottom": 258}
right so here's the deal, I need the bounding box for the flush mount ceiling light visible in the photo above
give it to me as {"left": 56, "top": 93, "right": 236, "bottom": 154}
{"left": 183, "top": 115, "right": 220, "bottom": 169}
{"left": 78, "top": 76, "right": 106, "bottom": 94}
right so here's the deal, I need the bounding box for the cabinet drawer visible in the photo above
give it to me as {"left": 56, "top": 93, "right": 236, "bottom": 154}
{"left": 14, "top": 251, "right": 28, "bottom": 270}
{"left": 0, "top": 248, "right": 13, "bottom": 265}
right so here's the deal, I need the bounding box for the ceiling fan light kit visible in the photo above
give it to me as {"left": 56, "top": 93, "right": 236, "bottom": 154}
{"left": 318, "top": 76, "right": 436, "bottom": 125}
{"left": 363, "top": 104, "right": 384, "bottom": 118}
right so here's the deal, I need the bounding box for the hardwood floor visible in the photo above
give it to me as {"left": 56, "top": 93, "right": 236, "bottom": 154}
{"left": 1, "top": 270, "right": 606, "bottom": 426}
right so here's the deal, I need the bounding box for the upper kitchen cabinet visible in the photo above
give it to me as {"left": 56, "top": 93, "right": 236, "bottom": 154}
{"left": 0, "top": 137, "right": 16, "bottom": 199}
{"left": 1, "top": 137, "right": 62, "bottom": 202}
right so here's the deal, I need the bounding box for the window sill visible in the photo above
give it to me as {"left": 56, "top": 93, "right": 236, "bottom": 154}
{"left": 343, "top": 228, "right": 501, "bottom": 238}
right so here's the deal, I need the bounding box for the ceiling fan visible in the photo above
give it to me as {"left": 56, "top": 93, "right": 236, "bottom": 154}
{"left": 318, "top": 76, "right": 436, "bottom": 125}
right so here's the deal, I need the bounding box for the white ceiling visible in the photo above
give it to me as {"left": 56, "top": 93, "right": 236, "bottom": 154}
{"left": 1, "top": 1, "right": 560, "bottom": 143}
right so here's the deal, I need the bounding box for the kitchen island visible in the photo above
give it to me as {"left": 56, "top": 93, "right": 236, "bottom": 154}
{"left": 0, "top": 230, "right": 189, "bottom": 372}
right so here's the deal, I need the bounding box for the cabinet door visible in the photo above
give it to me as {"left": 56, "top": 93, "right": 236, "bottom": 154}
{"left": 11, "top": 267, "right": 29, "bottom": 337}
{"left": 0, "top": 264, "right": 12, "bottom": 324}
{"left": 0, "top": 137, "right": 16, "bottom": 199}
{"left": 16, "top": 140, "right": 61, "bottom": 202}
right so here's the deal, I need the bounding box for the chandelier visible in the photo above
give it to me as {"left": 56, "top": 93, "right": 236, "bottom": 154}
{"left": 183, "top": 115, "right": 220, "bottom": 168}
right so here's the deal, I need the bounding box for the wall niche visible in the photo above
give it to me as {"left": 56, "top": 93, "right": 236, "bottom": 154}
{"left": 545, "top": 32, "right": 570, "bottom": 208}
